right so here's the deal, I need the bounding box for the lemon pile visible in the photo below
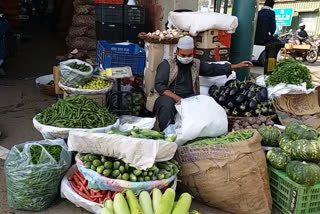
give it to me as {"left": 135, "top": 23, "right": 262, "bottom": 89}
{"left": 78, "top": 78, "right": 111, "bottom": 90}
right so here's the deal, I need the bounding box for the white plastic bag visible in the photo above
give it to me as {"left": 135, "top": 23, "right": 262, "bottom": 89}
{"left": 118, "top": 115, "right": 156, "bottom": 131}
{"left": 68, "top": 131, "right": 178, "bottom": 170}
{"left": 172, "top": 95, "right": 228, "bottom": 146}
{"left": 33, "top": 117, "right": 120, "bottom": 139}
{"left": 199, "top": 72, "right": 236, "bottom": 87}
{"left": 256, "top": 75, "right": 316, "bottom": 99}
{"left": 167, "top": 12, "right": 238, "bottom": 36}
{"left": 59, "top": 59, "right": 93, "bottom": 88}
{"left": 61, "top": 165, "right": 101, "bottom": 214}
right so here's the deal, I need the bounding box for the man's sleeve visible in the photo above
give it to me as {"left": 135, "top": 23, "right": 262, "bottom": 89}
{"left": 155, "top": 60, "right": 170, "bottom": 94}
{"left": 270, "top": 11, "right": 276, "bottom": 35}
{"left": 199, "top": 61, "right": 232, "bottom": 77}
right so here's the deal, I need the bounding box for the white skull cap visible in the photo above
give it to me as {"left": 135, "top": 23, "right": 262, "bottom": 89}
{"left": 177, "top": 36, "right": 194, "bottom": 49}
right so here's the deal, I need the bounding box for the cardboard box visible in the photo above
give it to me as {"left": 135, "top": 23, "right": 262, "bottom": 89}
{"left": 145, "top": 42, "right": 177, "bottom": 72}
{"left": 53, "top": 66, "right": 63, "bottom": 95}
{"left": 195, "top": 29, "right": 231, "bottom": 49}
{"left": 195, "top": 47, "right": 230, "bottom": 62}
{"left": 63, "top": 91, "right": 107, "bottom": 107}
{"left": 144, "top": 67, "right": 156, "bottom": 96}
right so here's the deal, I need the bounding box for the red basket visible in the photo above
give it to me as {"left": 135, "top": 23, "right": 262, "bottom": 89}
{"left": 94, "top": 0, "right": 123, "bottom": 4}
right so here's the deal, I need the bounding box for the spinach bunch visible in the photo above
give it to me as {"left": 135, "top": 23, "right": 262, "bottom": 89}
{"left": 266, "top": 58, "right": 313, "bottom": 89}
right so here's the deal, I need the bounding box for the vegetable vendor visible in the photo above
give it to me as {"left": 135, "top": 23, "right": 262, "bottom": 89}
{"left": 147, "top": 36, "right": 252, "bottom": 131}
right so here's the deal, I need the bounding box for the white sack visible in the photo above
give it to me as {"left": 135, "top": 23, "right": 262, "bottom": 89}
{"left": 167, "top": 12, "right": 238, "bottom": 36}
{"left": 173, "top": 95, "right": 228, "bottom": 146}
{"left": 68, "top": 131, "right": 178, "bottom": 170}
{"left": 200, "top": 71, "right": 236, "bottom": 87}
{"left": 61, "top": 165, "right": 101, "bottom": 214}
{"left": 33, "top": 117, "right": 120, "bottom": 139}
{"left": 118, "top": 115, "right": 156, "bottom": 131}
{"left": 256, "top": 75, "right": 316, "bottom": 99}
{"left": 200, "top": 86, "right": 210, "bottom": 96}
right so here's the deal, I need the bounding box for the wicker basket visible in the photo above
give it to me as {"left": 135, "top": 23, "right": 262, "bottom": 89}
{"left": 227, "top": 114, "right": 277, "bottom": 131}
{"left": 39, "top": 84, "right": 55, "bottom": 96}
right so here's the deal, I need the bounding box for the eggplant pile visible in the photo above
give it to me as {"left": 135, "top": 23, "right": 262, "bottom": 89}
{"left": 209, "top": 80, "right": 273, "bottom": 117}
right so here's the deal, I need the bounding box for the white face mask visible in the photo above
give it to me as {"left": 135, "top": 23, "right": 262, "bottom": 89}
{"left": 177, "top": 55, "right": 193, "bottom": 64}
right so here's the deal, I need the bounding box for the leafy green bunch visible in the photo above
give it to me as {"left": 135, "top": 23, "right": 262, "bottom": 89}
{"left": 266, "top": 58, "right": 313, "bottom": 89}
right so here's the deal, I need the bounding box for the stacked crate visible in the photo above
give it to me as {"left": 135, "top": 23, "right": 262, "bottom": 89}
{"left": 124, "top": 5, "right": 145, "bottom": 43}
{"left": 95, "top": 1, "right": 145, "bottom": 43}
{"left": 95, "top": 1, "right": 124, "bottom": 42}
{"left": 195, "top": 30, "right": 231, "bottom": 62}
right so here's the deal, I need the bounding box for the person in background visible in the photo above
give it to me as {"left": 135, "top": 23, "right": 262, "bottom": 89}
{"left": 297, "top": 23, "right": 309, "bottom": 41}
{"left": 254, "top": 0, "right": 279, "bottom": 45}
{"left": 149, "top": 36, "right": 252, "bottom": 131}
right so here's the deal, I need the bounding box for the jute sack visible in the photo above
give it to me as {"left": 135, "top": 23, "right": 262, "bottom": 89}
{"left": 176, "top": 130, "right": 272, "bottom": 214}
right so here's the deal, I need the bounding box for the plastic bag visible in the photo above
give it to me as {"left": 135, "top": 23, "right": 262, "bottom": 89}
{"left": 33, "top": 117, "right": 120, "bottom": 139}
{"left": 256, "top": 75, "right": 316, "bottom": 99}
{"left": 119, "top": 115, "right": 156, "bottom": 131}
{"left": 61, "top": 165, "right": 101, "bottom": 214}
{"left": 76, "top": 157, "right": 177, "bottom": 194}
{"left": 5, "top": 139, "right": 71, "bottom": 211}
{"left": 168, "top": 95, "right": 228, "bottom": 146}
{"left": 59, "top": 59, "right": 93, "bottom": 88}
{"left": 58, "top": 79, "right": 114, "bottom": 95}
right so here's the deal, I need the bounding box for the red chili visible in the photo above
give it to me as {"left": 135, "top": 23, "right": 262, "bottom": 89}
{"left": 68, "top": 174, "right": 74, "bottom": 181}
{"left": 107, "top": 190, "right": 112, "bottom": 199}
{"left": 111, "top": 192, "right": 118, "bottom": 200}
{"left": 99, "top": 197, "right": 103, "bottom": 204}
{"left": 90, "top": 195, "right": 104, "bottom": 198}
{"left": 74, "top": 170, "right": 86, "bottom": 184}
{"left": 101, "top": 190, "right": 107, "bottom": 195}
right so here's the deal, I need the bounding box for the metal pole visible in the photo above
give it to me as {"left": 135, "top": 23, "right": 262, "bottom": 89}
{"left": 216, "top": 0, "right": 221, "bottom": 13}
{"left": 223, "top": 0, "right": 228, "bottom": 14}
{"left": 230, "top": 0, "right": 259, "bottom": 81}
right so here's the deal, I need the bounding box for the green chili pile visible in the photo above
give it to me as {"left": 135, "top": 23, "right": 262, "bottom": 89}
{"left": 266, "top": 58, "right": 313, "bottom": 89}
{"left": 36, "top": 95, "right": 117, "bottom": 129}
{"left": 186, "top": 130, "right": 254, "bottom": 146}
{"left": 19, "top": 145, "right": 62, "bottom": 164}
{"left": 68, "top": 62, "right": 91, "bottom": 72}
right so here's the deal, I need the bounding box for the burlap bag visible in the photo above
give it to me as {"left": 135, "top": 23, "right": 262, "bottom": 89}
{"left": 66, "top": 37, "right": 96, "bottom": 51}
{"left": 72, "top": 15, "right": 95, "bottom": 27}
{"left": 176, "top": 130, "right": 272, "bottom": 214}
{"left": 74, "top": 5, "right": 94, "bottom": 15}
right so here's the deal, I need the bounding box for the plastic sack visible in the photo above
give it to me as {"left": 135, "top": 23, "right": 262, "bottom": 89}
{"left": 59, "top": 59, "right": 93, "bottom": 88}
{"left": 118, "top": 115, "right": 156, "bottom": 131}
{"left": 167, "top": 12, "right": 238, "bottom": 36}
{"left": 68, "top": 131, "right": 177, "bottom": 170}
{"left": 256, "top": 75, "right": 316, "bottom": 99}
{"left": 33, "top": 117, "right": 120, "bottom": 139}
{"left": 5, "top": 139, "right": 71, "bottom": 211}
{"left": 169, "top": 95, "right": 228, "bottom": 146}
{"left": 61, "top": 165, "right": 101, "bottom": 214}
{"left": 58, "top": 80, "right": 114, "bottom": 95}
{"left": 199, "top": 72, "right": 236, "bottom": 87}
{"left": 76, "top": 157, "right": 177, "bottom": 194}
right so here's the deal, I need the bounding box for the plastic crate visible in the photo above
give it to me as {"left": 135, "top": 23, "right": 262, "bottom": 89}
{"left": 96, "top": 22, "right": 123, "bottom": 42}
{"left": 94, "top": 0, "right": 123, "bottom": 4}
{"left": 124, "top": 5, "right": 145, "bottom": 24}
{"left": 268, "top": 166, "right": 320, "bottom": 214}
{"left": 124, "top": 24, "right": 144, "bottom": 42}
{"left": 96, "top": 41, "right": 146, "bottom": 75}
{"left": 95, "top": 4, "right": 123, "bottom": 23}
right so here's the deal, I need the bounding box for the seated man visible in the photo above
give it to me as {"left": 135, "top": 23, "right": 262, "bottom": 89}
{"left": 149, "top": 36, "right": 252, "bottom": 131}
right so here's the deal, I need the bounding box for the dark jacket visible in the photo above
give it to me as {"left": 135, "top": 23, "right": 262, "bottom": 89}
{"left": 155, "top": 59, "right": 232, "bottom": 98}
{"left": 255, "top": 7, "right": 276, "bottom": 45}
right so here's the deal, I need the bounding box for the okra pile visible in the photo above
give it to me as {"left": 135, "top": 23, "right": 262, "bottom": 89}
{"left": 79, "top": 153, "right": 180, "bottom": 182}
{"left": 36, "top": 95, "right": 117, "bottom": 129}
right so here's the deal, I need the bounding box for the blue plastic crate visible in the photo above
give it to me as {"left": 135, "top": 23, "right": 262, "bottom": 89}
{"left": 96, "top": 41, "right": 146, "bottom": 75}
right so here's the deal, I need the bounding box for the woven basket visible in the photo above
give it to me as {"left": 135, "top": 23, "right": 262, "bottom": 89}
{"left": 39, "top": 84, "right": 55, "bottom": 97}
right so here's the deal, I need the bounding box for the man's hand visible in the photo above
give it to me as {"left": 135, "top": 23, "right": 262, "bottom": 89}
{"left": 231, "top": 61, "right": 253, "bottom": 70}
{"left": 162, "top": 90, "right": 182, "bottom": 103}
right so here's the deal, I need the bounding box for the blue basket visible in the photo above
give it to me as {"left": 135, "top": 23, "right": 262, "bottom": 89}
{"left": 96, "top": 41, "right": 146, "bottom": 75}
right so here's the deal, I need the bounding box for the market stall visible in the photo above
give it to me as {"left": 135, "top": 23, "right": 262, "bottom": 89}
{"left": 5, "top": 3, "right": 320, "bottom": 214}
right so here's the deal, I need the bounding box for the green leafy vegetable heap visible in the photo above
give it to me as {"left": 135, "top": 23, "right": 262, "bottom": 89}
{"left": 186, "top": 130, "right": 254, "bottom": 146}
{"left": 68, "top": 62, "right": 91, "bottom": 72}
{"left": 36, "top": 95, "right": 117, "bottom": 129}
{"left": 266, "top": 58, "right": 313, "bottom": 89}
